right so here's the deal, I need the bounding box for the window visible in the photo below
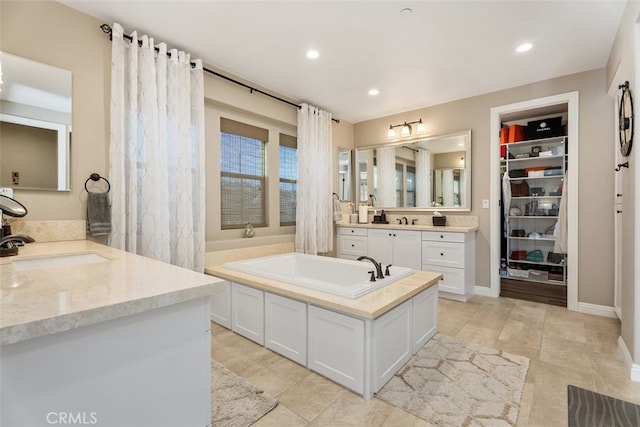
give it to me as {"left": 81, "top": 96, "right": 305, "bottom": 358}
{"left": 220, "top": 118, "right": 268, "bottom": 229}
{"left": 395, "top": 163, "right": 404, "bottom": 206}
{"left": 279, "top": 133, "right": 297, "bottom": 226}
{"left": 406, "top": 165, "right": 416, "bottom": 207}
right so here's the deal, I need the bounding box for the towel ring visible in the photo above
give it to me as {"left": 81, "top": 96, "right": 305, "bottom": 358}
{"left": 84, "top": 173, "right": 111, "bottom": 193}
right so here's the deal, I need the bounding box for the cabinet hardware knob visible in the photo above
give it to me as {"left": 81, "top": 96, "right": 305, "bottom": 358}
{"left": 617, "top": 193, "right": 623, "bottom": 197}
{"left": 440, "top": 235, "right": 444, "bottom": 239}
{"left": 393, "top": 233, "right": 396, "bottom": 237}
{"left": 440, "top": 253, "right": 444, "bottom": 256}
{"left": 617, "top": 210, "right": 622, "bottom": 214}
{"left": 351, "top": 244, "right": 355, "bottom": 247}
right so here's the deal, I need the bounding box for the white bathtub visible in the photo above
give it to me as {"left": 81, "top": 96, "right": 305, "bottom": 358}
{"left": 223, "top": 253, "right": 413, "bottom": 298}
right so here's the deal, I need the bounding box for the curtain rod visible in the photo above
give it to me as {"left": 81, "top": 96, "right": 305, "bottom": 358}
{"left": 100, "top": 24, "right": 339, "bottom": 123}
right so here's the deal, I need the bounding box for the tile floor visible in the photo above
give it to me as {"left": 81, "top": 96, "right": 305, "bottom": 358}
{"left": 211, "top": 296, "right": 639, "bottom": 426}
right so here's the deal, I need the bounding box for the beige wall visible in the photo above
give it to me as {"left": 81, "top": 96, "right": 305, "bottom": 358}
{"left": 355, "top": 68, "right": 615, "bottom": 307}
{"left": 1, "top": 0, "right": 354, "bottom": 252}
{"left": 1, "top": 0, "right": 110, "bottom": 219}
{"left": 606, "top": 1, "right": 640, "bottom": 362}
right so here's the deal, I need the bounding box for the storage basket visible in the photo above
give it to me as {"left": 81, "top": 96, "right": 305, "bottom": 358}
{"left": 508, "top": 268, "right": 529, "bottom": 279}
{"left": 529, "top": 270, "right": 549, "bottom": 281}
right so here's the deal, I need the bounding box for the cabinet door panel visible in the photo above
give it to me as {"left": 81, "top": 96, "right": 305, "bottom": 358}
{"left": 367, "top": 229, "right": 394, "bottom": 266}
{"left": 231, "top": 283, "right": 264, "bottom": 345}
{"left": 265, "top": 293, "right": 307, "bottom": 365}
{"left": 412, "top": 285, "right": 438, "bottom": 353}
{"left": 373, "top": 299, "right": 412, "bottom": 392}
{"left": 308, "top": 305, "right": 364, "bottom": 394}
{"left": 422, "top": 264, "right": 465, "bottom": 295}
{"left": 210, "top": 280, "right": 231, "bottom": 328}
{"left": 421, "top": 241, "right": 464, "bottom": 267}
{"left": 392, "top": 230, "right": 422, "bottom": 270}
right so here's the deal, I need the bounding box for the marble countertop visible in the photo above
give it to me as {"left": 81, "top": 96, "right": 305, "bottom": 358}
{"left": 336, "top": 221, "right": 478, "bottom": 233}
{"left": 0, "top": 240, "right": 225, "bottom": 345}
{"left": 205, "top": 262, "right": 441, "bottom": 320}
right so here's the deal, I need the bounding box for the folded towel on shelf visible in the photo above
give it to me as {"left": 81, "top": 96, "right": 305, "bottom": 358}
{"left": 87, "top": 192, "right": 111, "bottom": 236}
{"left": 333, "top": 197, "right": 343, "bottom": 222}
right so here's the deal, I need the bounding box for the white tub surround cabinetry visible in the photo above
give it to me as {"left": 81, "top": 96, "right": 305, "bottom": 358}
{"left": 1, "top": 241, "right": 224, "bottom": 427}
{"left": 265, "top": 292, "right": 307, "bottom": 365}
{"left": 232, "top": 282, "right": 265, "bottom": 344}
{"left": 337, "top": 227, "right": 368, "bottom": 260}
{"left": 367, "top": 229, "right": 422, "bottom": 270}
{"left": 206, "top": 264, "right": 441, "bottom": 399}
{"left": 337, "top": 224, "right": 477, "bottom": 301}
{"left": 422, "top": 231, "right": 476, "bottom": 302}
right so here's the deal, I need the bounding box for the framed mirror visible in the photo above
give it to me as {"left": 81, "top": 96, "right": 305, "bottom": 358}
{"left": 336, "top": 148, "right": 352, "bottom": 201}
{"left": 0, "top": 52, "right": 72, "bottom": 191}
{"left": 355, "top": 129, "right": 471, "bottom": 211}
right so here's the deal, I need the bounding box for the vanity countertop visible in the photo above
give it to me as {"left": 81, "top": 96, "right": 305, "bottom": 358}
{"left": 205, "top": 262, "right": 441, "bottom": 320}
{"left": 0, "top": 240, "right": 225, "bottom": 345}
{"left": 336, "top": 221, "right": 478, "bottom": 233}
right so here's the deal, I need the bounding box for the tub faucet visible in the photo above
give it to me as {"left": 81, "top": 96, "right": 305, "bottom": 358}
{"left": 357, "top": 256, "right": 384, "bottom": 279}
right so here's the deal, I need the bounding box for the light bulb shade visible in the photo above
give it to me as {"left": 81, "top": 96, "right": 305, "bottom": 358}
{"left": 387, "top": 126, "right": 396, "bottom": 138}
{"left": 416, "top": 120, "right": 425, "bottom": 132}
{"left": 401, "top": 123, "right": 411, "bottom": 136}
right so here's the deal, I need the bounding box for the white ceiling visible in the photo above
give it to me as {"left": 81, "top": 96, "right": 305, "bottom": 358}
{"left": 59, "top": 0, "right": 626, "bottom": 123}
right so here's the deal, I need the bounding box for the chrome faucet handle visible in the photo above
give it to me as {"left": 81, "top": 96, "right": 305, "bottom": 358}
{"left": 397, "top": 219, "right": 402, "bottom": 224}
{"left": 385, "top": 264, "right": 392, "bottom": 276}
{"left": 368, "top": 271, "right": 376, "bottom": 282}
{"left": 411, "top": 219, "right": 418, "bottom": 225}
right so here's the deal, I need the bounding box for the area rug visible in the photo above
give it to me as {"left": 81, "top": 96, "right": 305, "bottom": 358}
{"left": 567, "top": 385, "right": 640, "bottom": 427}
{"left": 376, "top": 334, "right": 530, "bottom": 427}
{"left": 211, "top": 360, "right": 278, "bottom": 426}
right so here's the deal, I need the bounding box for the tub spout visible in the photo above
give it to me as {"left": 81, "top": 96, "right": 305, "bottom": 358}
{"left": 357, "top": 256, "right": 384, "bottom": 279}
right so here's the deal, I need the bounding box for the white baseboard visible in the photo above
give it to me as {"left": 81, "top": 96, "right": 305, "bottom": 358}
{"left": 618, "top": 336, "right": 640, "bottom": 382}
{"left": 474, "top": 286, "right": 492, "bottom": 297}
{"left": 576, "top": 302, "right": 618, "bottom": 318}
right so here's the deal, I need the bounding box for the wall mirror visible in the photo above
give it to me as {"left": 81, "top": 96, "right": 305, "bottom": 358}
{"left": 0, "top": 52, "right": 72, "bottom": 191}
{"left": 355, "top": 129, "right": 471, "bottom": 211}
{"left": 336, "top": 148, "right": 352, "bottom": 201}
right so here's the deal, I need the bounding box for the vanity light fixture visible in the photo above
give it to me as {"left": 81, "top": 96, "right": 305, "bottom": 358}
{"left": 387, "top": 118, "right": 425, "bottom": 138}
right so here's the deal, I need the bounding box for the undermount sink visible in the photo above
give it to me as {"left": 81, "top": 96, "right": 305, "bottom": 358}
{"left": 12, "top": 252, "right": 110, "bottom": 271}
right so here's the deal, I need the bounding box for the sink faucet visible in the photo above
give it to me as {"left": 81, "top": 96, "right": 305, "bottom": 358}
{"left": 0, "top": 234, "right": 35, "bottom": 257}
{"left": 401, "top": 216, "right": 408, "bottom": 225}
{"left": 357, "top": 256, "right": 384, "bottom": 279}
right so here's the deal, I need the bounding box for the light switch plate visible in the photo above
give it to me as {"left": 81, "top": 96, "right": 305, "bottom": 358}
{"left": 0, "top": 188, "right": 14, "bottom": 198}
{"left": 482, "top": 199, "right": 490, "bottom": 209}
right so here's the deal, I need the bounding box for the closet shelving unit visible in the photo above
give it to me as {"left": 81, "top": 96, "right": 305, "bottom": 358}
{"left": 499, "top": 111, "right": 569, "bottom": 306}
{"left": 502, "top": 136, "right": 567, "bottom": 285}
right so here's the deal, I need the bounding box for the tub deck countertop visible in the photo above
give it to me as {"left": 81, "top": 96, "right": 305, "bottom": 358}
{"left": 0, "top": 240, "right": 225, "bottom": 345}
{"left": 205, "top": 260, "right": 442, "bottom": 320}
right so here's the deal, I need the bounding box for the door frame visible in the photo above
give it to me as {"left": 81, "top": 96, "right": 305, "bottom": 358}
{"left": 489, "top": 91, "right": 579, "bottom": 310}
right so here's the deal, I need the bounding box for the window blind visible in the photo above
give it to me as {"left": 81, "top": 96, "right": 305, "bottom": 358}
{"left": 279, "top": 133, "right": 297, "bottom": 226}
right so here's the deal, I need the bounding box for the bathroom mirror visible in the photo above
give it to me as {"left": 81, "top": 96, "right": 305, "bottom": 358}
{"left": 0, "top": 52, "right": 72, "bottom": 191}
{"left": 356, "top": 129, "right": 471, "bottom": 211}
{"left": 336, "top": 148, "right": 352, "bottom": 201}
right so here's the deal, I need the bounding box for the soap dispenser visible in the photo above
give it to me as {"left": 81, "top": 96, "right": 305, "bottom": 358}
{"left": 380, "top": 209, "right": 387, "bottom": 224}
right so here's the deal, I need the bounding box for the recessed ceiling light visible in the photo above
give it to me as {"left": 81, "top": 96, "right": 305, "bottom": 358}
{"left": 368, "top": 88, "right": 380, "bottom": 96}
{"left": 306, "top": 49, "right": 319, "bottom": 59}
{"left": 516, "top": 42, "right": 533, "bottom": 53}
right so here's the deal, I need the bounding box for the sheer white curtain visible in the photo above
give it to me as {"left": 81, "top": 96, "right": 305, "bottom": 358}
{"left": 295, "top": 103, "right": 333, "bottom": 255}
{"left": 415, "top": 149, "right": 431, "bottom": 207}
{"left": 109, "top": 23, "right": 205, "bottom": 272}
{"left": 377, "top": 146, "right": 396, "bottom": 207}
{"left": 442, "top": 169, "right": 454, "bottom": 206}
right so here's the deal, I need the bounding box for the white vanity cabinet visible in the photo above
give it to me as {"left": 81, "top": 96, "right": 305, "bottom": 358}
{"left": 231, "top": 282, "right": 265, "bottom": 344}
{"left": 372, "top": 299, "right": 413, "bottom": 391}
{"left": 422, "top": 231, "right": 476, "bottom": 301}
{"left": 337, "top": 227, "right": 368, "bottom": 260}
{"left": 265, "top": 292, "right": 307, "bottom": 365}
{"left": 367, "top": 229, "right": 422, "bottom": 270}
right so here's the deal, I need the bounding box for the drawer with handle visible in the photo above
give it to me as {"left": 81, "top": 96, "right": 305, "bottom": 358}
{"left": 421, "top": 241, "right": 464, "bottom": 267}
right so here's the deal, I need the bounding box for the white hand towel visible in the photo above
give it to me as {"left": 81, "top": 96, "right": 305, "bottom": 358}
{"left": 333, "top": 198, "right": 343, "bottom": 222}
